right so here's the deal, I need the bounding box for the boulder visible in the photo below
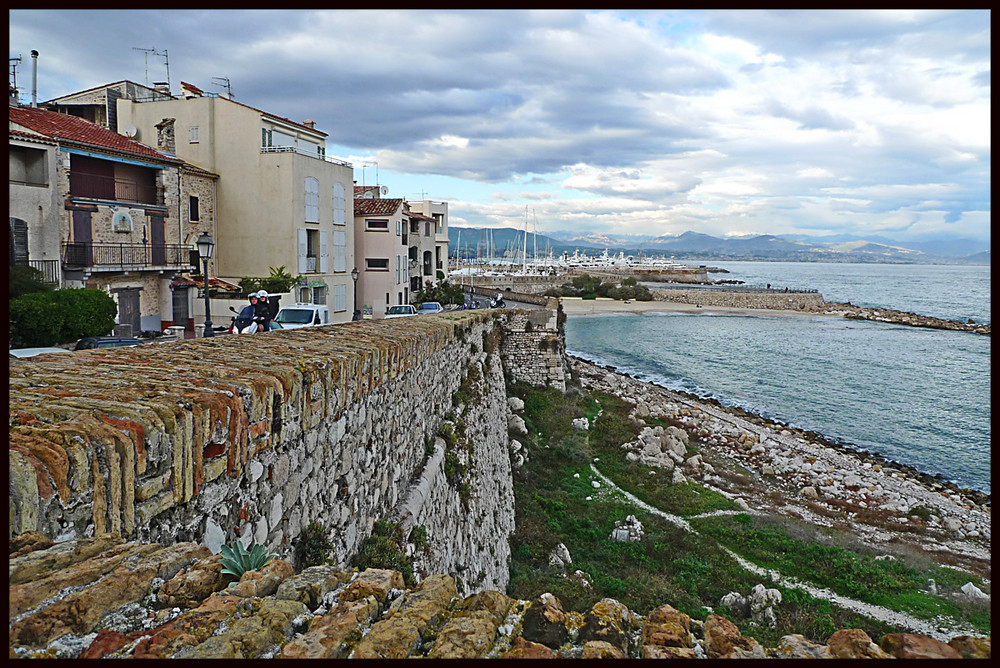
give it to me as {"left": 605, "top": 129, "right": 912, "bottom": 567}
{"left": 341, "top": 568, "right": 406, "bottom": 605}
{"left": 503, "top": 636, "right": 557, "bottom": 659}
{"left": 9, "top": 531, "right": 55, "bottom": 558}
{"left": 826, "top": 628, "right": 893, "bottom": 659}
{"left": 572, "top": 417, "right": 589, "bottom": 431}
{"left": 580, "top": 640, "right": 627, "bottom": 658}
{"left": 508, "top": 397, "right": 525, "bottom": 412}
{"left": 227, "top": 558, "right": 294, "bottom": 598}
{"left": 773, "top": 633, "right": 829, "bottom": 659}
{"left": 274, "top": 565, "right": 346, "bottom": 611}
{"left": 352, "top": 574, "right": 457, "bottom": 659}
{"left": 960, "top": 582, "right": 989, "bottom": 600}
{"left": 881, "top": 633, "right": 962, "bottom": 659}
{"left": 520, "top": 593, "right": 570, "bottom": 649}
{"left": 280, "top": 595, "right": 380, "bottom": 658}
{"left": 158, "top": 554, "right": 227, "bottom": 608}
{"left": 548, "top": 543, "right": 572, "bottom": 573}
{"left": 508, "top": 415, "right": 528, "bottom": 436}
{"left": 719, "top": 591, "right": 748, "bottom": 617}
{"left": 948, "top": 635, "right": 991, "bottom": 659}
{"left": 799, "top": 486, "right": 819, "bottom": 499}
{"left": 577, "top": 598, "right": 635, "bottom": 654}
{"left": 702, "top": 614, "right": 765, "bottom": 659}
{"left": 642, "top": 604, "right": 692, "bottom": 649}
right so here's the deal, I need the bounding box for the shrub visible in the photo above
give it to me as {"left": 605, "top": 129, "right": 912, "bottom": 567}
{"left": 293, "top": 521, "right": 333, "bottom": 570}
{"left": 9, "top": 265, "right": 54, "bottom": 300}
{"left": 9, "top": 288, "right": 116, "bottom": 347}
{"left": 352, "top": 520, "right": 414, "bottom": 584}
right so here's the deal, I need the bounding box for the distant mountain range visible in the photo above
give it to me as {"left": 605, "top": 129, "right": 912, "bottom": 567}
{"left": 449, "top": 227, "right": 989, "bottom": 265}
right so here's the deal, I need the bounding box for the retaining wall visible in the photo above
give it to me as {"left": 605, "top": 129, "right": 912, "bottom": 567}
{"left": 651, "top": 288, "right": 826, "bottom": 310}
{"left": 9, "top": 310, "right": 553, "bottom": 594}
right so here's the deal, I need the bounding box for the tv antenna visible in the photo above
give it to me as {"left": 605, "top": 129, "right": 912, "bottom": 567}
{"left": 9, "top": 54, "right": 21, "bottom": 99}
{"left": 210, "top": 76, "right": 232, "bottom": 98}
{"left": 361, "top": 161, "right": 378, "bottom": 188}
{"left": 132, "top": 46, "right": 170, "bottom": 91}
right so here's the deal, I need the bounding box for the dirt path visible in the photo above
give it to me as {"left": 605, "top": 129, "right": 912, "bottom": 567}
{"left": 588, "top": 463, "right": 981, "bottom": 641}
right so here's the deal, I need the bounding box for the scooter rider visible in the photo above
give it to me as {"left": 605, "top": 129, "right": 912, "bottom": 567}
{"left": 254, "top": 290, "right": 272, "bottom": 332}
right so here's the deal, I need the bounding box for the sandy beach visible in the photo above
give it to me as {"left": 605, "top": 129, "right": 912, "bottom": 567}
{"left": 559, "top": 296, "right": 835, "bottom": 318}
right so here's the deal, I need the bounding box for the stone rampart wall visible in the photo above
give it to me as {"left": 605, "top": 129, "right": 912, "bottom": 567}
{"left": 9, "top": 311, "right": 544, "bottom": 593}
{"left": 652, "top": 288, "right": 825, "bottom": 311}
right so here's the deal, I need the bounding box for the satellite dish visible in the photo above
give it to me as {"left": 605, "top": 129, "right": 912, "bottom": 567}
{"left": 123, "top": 124, "right": 138, "bottom": 138}
{"left": 380, "top": 185, "right": 389, "bottom": 195}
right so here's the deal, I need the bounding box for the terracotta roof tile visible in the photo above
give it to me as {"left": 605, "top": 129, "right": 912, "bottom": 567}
{"left": 354, "top": 198, "right": 403, "bottom": 216}
{"left": 9, "top": 105, "right": 180, "bottom": 163}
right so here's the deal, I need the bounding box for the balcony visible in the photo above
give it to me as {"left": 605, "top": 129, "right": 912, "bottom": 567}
{"left": 29, "top": 260, "right": 60, "bottom": 284}
{"left": 62, "top": 242, "right": 196, "bottom": 270}
{"left": 260, "top": 145, "right": 352, "bottom": 167}
{"left": 69, "top": 173, "right": 160, "bottom": 206}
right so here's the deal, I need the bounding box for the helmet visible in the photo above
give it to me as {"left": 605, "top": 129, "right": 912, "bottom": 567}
{"left": 257, "top": 290, "right": 269, "bottom": 300}
{"left": 249, "top": 292, "right": 259, "bottom": 300}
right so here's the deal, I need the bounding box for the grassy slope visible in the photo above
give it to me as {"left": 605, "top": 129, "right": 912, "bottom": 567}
{"left": 505, "top": 380, "right": 991, "bottom": 646}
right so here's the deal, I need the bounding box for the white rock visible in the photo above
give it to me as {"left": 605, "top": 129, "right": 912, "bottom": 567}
{"left": 507, "top": 397, "right": 525, "bottom": 412}
{"left": 799, "top": 486, "right": 819, "bottom": 499}
{"left": 961, "top": 582, "right": 989, "bottom": 601}
{"left": 591, "top": 481, "right": 601, "bottom": 489}
{"left": 572, "top": 417, "right": 589, "bottom": 431}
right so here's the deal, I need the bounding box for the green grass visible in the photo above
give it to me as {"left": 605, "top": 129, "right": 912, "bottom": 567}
{"left": 504, "top": 380, "right": 991, "bottom": 644}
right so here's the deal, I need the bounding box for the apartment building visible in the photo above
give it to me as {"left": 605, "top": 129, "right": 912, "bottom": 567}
{"left": 406, "top": 198, "right": 450, "bottom": 290}
{"left": 353, "top": 193, "right": 410, "bottom": 318}
{"left": 9, "top": 103, "right": 218, "bottom": 334}
{"left": 49, "top": 80, "right": 357, "bottom": 323}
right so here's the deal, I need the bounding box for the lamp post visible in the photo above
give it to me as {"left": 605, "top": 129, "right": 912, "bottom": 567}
{"left": 196, "top": 232, "right": 215, "bottom": 337}
{"left": 351, "top": 266, "right": 360, "bottom": 321}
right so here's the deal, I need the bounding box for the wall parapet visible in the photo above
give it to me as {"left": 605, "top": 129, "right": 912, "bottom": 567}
{"left": 9, "top": 310, "right": 536, "bottom": 592}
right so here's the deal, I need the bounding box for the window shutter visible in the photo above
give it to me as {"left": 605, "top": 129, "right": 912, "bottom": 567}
{"left": 333, "top": 183, "right": 345, "bottom": 225}
{"left": 305, "top": 177, "right": 319, "bottom": 223}
{"left": 298, "top": 228, "right": 308, "bottom": 274}
{"left": 319, "top": 230, "right": 329, "bottom": 273}
{"left": 333, "top": 230, "right": 346, "bottom": 272}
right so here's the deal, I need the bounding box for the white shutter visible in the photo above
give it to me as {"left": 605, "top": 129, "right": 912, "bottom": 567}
{"left": 333, "top": 284, "right": 347, "bottom": 312}
{"left": 333, "top": 183, "right": 345, "bottom": 226}
{"left": 333, "top": 230, "right": 346, "bottom": 273}
{"left": 319, "top": 230, "right": 329, "bottom": 273}
{"left": 298, "top": 228, "right": 308, "bottom": 274}
{"left": 305, "top": 177, "right": 319, "bottom": 223}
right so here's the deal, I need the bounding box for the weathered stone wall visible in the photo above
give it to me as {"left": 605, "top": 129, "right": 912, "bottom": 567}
{"left": 498, "top": 298, "right": 567, "bottom": 391}
{"left": 652, "top": 288, "right": 825, "bottom": 311}
{"left": 9, "top": 311, "right": 537, "bottom": 592}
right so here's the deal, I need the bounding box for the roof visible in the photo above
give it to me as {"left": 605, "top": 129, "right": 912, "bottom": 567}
{"left": 9, "top": 128, "right": 58, "bottom": 145}
{"left": 354, "top": 185, "right": 380, "bottom": 197}
{"left": 354, "top": 198, "right": 404, "bottom": 217}
{"left": 43, "top": 80, "right": 172, "bottom": 104}
{"left": 180, "top": 162, "right": 219, "bottom": 179}
{"left": 9, "top": 105, "right": 181, "bottom": 164}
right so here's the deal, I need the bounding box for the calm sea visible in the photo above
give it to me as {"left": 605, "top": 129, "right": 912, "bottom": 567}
{"left": 567, "top": 263, "right": 991, "bottom": 493}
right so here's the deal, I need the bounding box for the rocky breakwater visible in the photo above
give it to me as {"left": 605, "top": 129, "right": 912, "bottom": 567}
{"left": 8, "top": 533, "right": 990, "bottom": 659}
{"left": 818, "top": 301, "right": 990, "bottom": 335}
{"left": 651, "top": 287, "right": 826, "bottom": 311}
{"left": 570, "top": 356, "right": 990, "bottom": 583}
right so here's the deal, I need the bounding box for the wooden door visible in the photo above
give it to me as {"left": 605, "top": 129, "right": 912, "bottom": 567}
{"left": 149, "top": 214, "right": 166, "bottom": 265}
{"left": 117, "top": 288, "right": 141, "bottom": 336}
{"left": 69, "top": 210, "right": 93, "bottom": 266}
{"left": 172, "top": 287, "right": 190, "bottom": 331}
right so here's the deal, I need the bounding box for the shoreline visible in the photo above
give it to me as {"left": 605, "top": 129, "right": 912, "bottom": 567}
{"left": 565, "top": 351, "right": 990, "bottom": 505}
{"left": 559, "top": 296, "right": 834, "bottom": 319}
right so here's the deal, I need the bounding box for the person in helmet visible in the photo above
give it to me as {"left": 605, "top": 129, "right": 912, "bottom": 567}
{"left": 254, "top": 290, "right": 272, "bottom": 332}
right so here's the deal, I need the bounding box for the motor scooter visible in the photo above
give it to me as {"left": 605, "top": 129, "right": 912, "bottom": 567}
{"left": 489, "top": 293, "right": 505, "bottom": 309}
{"left": 229, "top": 305, "right": 260, "bottom": 334}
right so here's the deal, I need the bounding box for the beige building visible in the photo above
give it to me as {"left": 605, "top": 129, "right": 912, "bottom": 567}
{"left": 9, "top": 103, "right": 220, "bottom": 334}
{"left": 353, "top": 193, "right": 410, "bottom": 318}
{"left": 406, "top": 198, "right": 450, "bottom": 290}
{"left": 52, "top": 80, "right": 357, "bottom": 323}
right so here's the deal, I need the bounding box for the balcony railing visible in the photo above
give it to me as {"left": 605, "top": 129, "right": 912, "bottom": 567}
{"left": 62, "top": 242, "right": 196, "bottom": 270}
{"left": 69, "top": 173, "right": 160, "bottom": 205}
{"left": 29, "top": 259, "right": 60, "bottom": 284}
{"left": 261, "top": 145, "right": 352, "bottom": 167}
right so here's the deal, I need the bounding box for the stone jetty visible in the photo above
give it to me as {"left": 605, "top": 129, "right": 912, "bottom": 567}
{"left": 818, "top": 302, "right": 990, "bottom": 335}
{"left": 8, "top": 533, "right": 990, "bottom": 659}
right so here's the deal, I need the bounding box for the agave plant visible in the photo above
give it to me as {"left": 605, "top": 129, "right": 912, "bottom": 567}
{"left": 219, "top": 541, "right": 276, "bottom": 580}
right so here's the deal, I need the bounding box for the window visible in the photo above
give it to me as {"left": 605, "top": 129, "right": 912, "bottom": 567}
{"left": 333, "top": 284, "right": 347, "bottom": 312}
{"left": 189, "top": 126, "right": 199, "bottom": 143}
{"left": 366, "top": 219, "right": 389, "bottom": 231}
{"left": 299, "top": 228, "right": 319, "bottom": 273}
{"left": 9, "top": 145, "right": 48, "bottom": 186}
{"left": 366, "top": 258, "right": 389, "bottom": 271}
{"left": 333, "top": 183, "right": 345, "bottom": 225}
{"left": 333, "top": 230, "right": 346, "bottom": 272}
{"left": 189, "top": 195, "right": 200, "bottom": 222}
{"left": 305, "top": 177, "right": 319, "bottom": 223}
{"left": 261, "top": 128, "right": 273, "bottom": 148}
{"left": 312, "top": 285, "right": 327, "bottom": 305}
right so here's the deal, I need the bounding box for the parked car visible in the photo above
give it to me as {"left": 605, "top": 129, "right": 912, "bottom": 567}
{"left": 385, "top": 304, "right": 419, "bottom": 319}
{"left": 74, "top": 336, "right": 143, "bottom": 350}
{"left": 417, "top": 301, "right": 444, "bottom": 315}
{"left": 9, "top": 347, "right": 72, "bottom": 359}
{"left": 273, "top": 304, "right": 330, "bottom": 330}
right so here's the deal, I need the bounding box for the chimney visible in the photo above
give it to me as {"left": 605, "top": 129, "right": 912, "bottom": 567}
{"left": 30, "top": 50, "right": 38, "bottom": 107}
{"left": 303, "top": 119, "right": 315, "bottom": 129}
{"left": 154, "top": 117, "right": 176, "bottom": 155}
{"left": 153, "top": 82, "right": 170, "bottom": 96}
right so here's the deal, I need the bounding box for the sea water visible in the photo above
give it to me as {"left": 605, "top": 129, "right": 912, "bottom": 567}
{"left": 568, "top": 263, "right": 991, "bottom": 493}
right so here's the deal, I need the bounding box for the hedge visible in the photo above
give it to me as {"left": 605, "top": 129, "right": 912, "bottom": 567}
{"left": 9, "top": 288, "right": 117, "bottom": 348}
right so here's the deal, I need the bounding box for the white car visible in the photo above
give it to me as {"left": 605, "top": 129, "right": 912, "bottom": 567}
{"left": 385, "top": 305, "right": 418, "bottom": 319}
{"left": 10, "top": 347, "right": 72, "bottom": 359}
{"left": 273, "top": 304, "right": 330, "bottom": 330}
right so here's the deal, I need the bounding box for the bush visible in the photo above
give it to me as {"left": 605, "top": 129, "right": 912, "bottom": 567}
{"left": 9, "top": 288, "right": 116, "bottom": 347}
{"left": 293, "top": 521, "right": 334, "bottom": 570}
{"left": 9, "top": 265, "right": 54, "bottom": 300}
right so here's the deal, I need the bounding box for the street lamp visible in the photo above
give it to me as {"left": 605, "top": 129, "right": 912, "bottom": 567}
{"left": 351, "top": 266, "right": 360, "bottom": 321}
{"left": 196, "top": 232, "right": 215, "bottom": 337}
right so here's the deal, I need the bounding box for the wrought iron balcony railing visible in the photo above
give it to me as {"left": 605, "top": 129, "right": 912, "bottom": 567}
{"left": 62, "top": 242, "right": 196, "bottom": 270}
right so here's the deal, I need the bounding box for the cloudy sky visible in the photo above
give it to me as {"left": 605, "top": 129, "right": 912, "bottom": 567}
{"left": 9, "top": 9, "right": 991, "bottom": 241}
